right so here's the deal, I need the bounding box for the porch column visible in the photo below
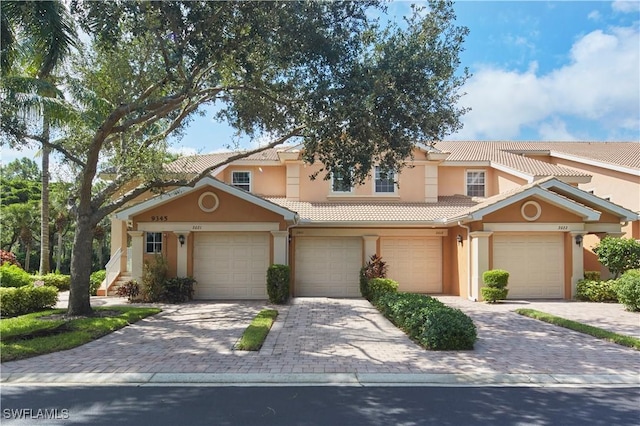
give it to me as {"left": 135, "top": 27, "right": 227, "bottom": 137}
{"left": 111, "top": 218, "right": 128, "bottom": 273}
{"left": 424, "top": 164, "right": 438, "bottom": 203}
{"left": 173, "top": 231, "right": 191, "bottom": 277}
{"left": 271, "top": 231, "right": 289, "bottom": 265}
{"left": 128, "top": 231, "right": 144, "bottom": 284}
{"left": 362, "top": 235, "right": 379, "bottom": 264}
{"left": 470, "top": 231, "right": 493, "bottom": 301}
{"left": 570, "top": 231, "right": 587, "bottom": 298}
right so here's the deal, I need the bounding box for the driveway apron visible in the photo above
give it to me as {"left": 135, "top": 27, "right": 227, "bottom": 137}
{"left": 1, "top": 297, "right": 638, "bottom": 376}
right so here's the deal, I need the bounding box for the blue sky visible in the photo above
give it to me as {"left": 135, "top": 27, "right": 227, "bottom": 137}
{"left": 2, "top": 0, "right": 639, "bottom": 166}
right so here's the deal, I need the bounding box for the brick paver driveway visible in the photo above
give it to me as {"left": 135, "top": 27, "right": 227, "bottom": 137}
{"left": 2, "top": 297, "right": 638, "bottom": 375}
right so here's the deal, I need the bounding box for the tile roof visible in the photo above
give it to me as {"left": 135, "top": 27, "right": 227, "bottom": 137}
{"left": 436, "top": 141, "right": 640, "bottom": 173}
{"left": 165, "top": 146, "right": 284, "bottom": 174}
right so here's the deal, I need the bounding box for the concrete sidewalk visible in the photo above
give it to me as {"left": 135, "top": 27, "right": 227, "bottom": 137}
{"left": 2, "top": 297, "right": 639, "bottom": 387}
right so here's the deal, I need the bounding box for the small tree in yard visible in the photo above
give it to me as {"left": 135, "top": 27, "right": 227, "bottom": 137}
{"left": 481, "top": 269, "right": 509, "bottom": 303}
{"left": 593, "top": 237, "right": 640, "bottom": 279}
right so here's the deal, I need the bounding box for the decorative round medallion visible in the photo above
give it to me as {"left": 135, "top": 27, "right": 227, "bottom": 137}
{"left": 198, "top": 191, "right": 219, "bottom": 213}
{"left": 521, "top": 200, "right": 541, "bottom": 222}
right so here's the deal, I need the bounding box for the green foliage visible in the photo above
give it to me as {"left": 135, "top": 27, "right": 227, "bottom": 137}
{"left": 615, "top": 270, "right": 640, "bottom": 312}
{"left": 89, "top": 270, "right": 106, "bottom": 296}
{"left": 0, "top": 250, "right": 21, "bottom": 267}
{"left": 141, "top": 255, "right": 168, "bottom": 302}
{"left": 367, "top": 278, "right": 399, "bottom": 302}
{"left": 360, "top": 255, "right": 388, "bottom": 299}
{"left": 593, "top": 237, "right": 640, "bottom": 279}
{"left": 482, "top": 269, "right": 509, "bottom": 289}
{"left": 235, "top": 309, "right": 278, "bottom": 351}
{"left": 0, "top": 285, "right": 58, "bottom": 317}
{"left": 575, "top": 279, "right": 618, "bottom": 302}
{"left": 0, "top": 263, "right": 33, "bottom": 287}
{"left": 583, "top": 271, "right": 601, "bottom": 281}
{"left": 266, "top": 264, "right": 290, "bottom": 305}
{"left": 115, "top": 280, "right": 140, "bottom": 302}
{"left": 163, "top": 277, "right": 196, "bottom": 303}
{"left": 481, "top": 287, "right": 509, "bottom": 303}
{"left": 372, "top": 292, "right": 477, "bottom": 350}
{"left": 33, "top": 273, "right": 70, "bottom": 291}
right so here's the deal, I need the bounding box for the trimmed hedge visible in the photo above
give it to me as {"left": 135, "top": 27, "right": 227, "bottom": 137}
{"left": 0, "top": 263, "right": 33, "bottom": 288}
{"left": 90, "top": 270, "right": 106, "bottom": 296}
{"left": 33, "top": 273, "right": 70, "bottom": 291}
{"left": 481, "top": 269, "right": 509, "bottom": 303}
{"left": 615, "top": 270, "right": 640, "bottom": 312}
{"left": 164, "top": 277, "right": 196, "bottom": 303}
{"left": 0, "top": 285, "right": 59, "bottom": 317}
{"left": 373, "top": 292, "right": 477, "bottom": 350}
{"left": 267, "top": 264, "right": 290, "bottom": 304}
{"left": 584, "top": 271, "right": 601, "bottom": 281}
{"left": 367, "top": 278, "right": 399, "bottom": 302}
{"left": 576, "top": 279, "right": 618, "bottom": 302}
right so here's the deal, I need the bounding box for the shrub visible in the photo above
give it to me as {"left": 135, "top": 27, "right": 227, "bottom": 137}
{"left": 372, "top": 292, "right": 477, "bottom": 350}
{"left": 593, "top": 237, "right": 640, "bottom": 278}
{"left": 267, "top": 264, "right": 290, "bottom": 304}
{"left": 0, "top": 285, "right": 58, "bottom": 317}
{"left": 575, "top": 279, "right": 618, "bottom": 302}
{"left": 0, "top": 250, "right": 21, "bottom": 268}
{"left": 360, "top": 255, "right": 388, "bottom": 299}
{"left": 615, "top": 270, "right": 640, "bottom": 312}
{"left": 583, "top": 271, "right": 600, "bottom": 281}
{"left": 33, "top": 273, "right": 70, "bottom": 291}
{"left": 481, "top": 269, "right": 509, "bottom": 303}
{"left": 141, "top": 255, "right": 168, "bottom": 302}
{"left": 90, "top": 270, "right": 106, "bottom": 296}
{"left": 115, "top": 280, "right": 140, "bottom": 302}
{"left": 367, "top": 278, "right": 398, "bottom": 302}
{"left": 164, "top": 277, "right": 196, "bottom": 303}
{"left": 0, "top": 263, "right": 33, "bottom": 288}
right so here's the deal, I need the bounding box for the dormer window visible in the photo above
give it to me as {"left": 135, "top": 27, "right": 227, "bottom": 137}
{"left": 466, "top": 170, "right": 485, "bottom": 197}
{"left": 331, "top": 168, "right": 352, "bottom": 193}
{"left": 375, "top": 166, "right": 396, "bottom": 193}
{"left": 232, "top": 171, "right": 251, "bottom": 192}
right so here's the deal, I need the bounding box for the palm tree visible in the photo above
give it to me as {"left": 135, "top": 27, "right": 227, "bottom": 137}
{"left": 1, "top": 0, "right": 77, "bottom": 275}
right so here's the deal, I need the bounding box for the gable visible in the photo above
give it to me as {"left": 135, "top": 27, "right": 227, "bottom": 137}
{"left": 482, "top": 197, "right": 585, "bottom": 224}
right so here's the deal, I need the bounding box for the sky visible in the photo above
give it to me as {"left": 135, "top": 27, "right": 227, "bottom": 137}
{"left": 2, "top": 0, "right": 639, "bottom": 166}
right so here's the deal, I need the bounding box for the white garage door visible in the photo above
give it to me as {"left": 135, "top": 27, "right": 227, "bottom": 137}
{"left": 193, "top": 232, "right": 269, "bottom": 299}
{"left": 381, "top": 237, "right": 442, "bottom": 293}
{"left": 493, "top": 233, "right": 564, "bottom": 299}
{"left": 295, "top": 237, "right": 362, "bottom": 297}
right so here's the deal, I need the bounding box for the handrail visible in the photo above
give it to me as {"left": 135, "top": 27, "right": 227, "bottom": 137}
{"left": 102, "top": 247, "right": 123, "bottom": 294}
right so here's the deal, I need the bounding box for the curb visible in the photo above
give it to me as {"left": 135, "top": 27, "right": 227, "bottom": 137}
{"left": 2, "top": 372, "right": 638, "bottom": 387}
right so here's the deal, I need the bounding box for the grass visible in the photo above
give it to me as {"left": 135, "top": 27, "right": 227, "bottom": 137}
{"left": 235, "top": 309, "right": 278, "bottom": 351}
{"left": 515, "top": 308, "right": 640, "bottom": 351}
{"left": 0, "top": 306, "right": 161, "bottom": 362}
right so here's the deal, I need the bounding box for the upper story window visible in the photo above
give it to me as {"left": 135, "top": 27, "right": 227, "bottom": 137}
{"left": 232, "top": 171, "right": 251, "bottom": 192}
{"left": 331, "top": 168, "right": 353, "bottom": 193}
{"left": 145, "top": 232, "right": 163, "bottom": 254}
{"left": 466, "top": 170, "right": 485, "bottom": 197}
{"left": 375, "top": 166, "right": 395, "bottom": 193}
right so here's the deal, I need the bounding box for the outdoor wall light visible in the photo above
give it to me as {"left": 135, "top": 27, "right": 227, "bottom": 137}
{"left": 178, "top": 234, "right": 185, "bottom": 247}
{"left": 456, "top": 234, "right": 463, "bottom": 246}
{"left": 575, "top": 234, "right": 583, "bottom": 246}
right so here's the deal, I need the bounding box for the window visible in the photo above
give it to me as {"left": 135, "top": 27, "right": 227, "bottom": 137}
{"left": 331, "top": 168, "right": 353, "bottom": 193}
{"left": 466, "top": 171, "right": 485, "bottom": 197}
{"left": 375, "top": 166, "right": 395, "bottom": 193}
{"left": 232, "top": 171, "right": 251, "bottom": 192}
{"left": 145, "top": 232, "right": 163, "bottom": 254}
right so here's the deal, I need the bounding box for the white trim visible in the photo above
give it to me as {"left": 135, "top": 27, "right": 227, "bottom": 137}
{"left": 490, "top": 162, "right": 535, "bottom": 183}
{"left": 521, "top": 200, "right": 542, "bottom": 221}
{"left": 292, "top": 228, "right": 448, "bottom": 237}
{"left": 584, "top": 223, "right": 626, "bottom": 233}
{"left": 483, "top": 222, "right": 584, "bottom": 232}
{"left": 550, "top": 151, "right": 640, "bottom": 177}
{"left": 138, "top": 222, "right": 281, "bottom": 232}
{"left": 198, "top": 191, "right": 220, "bottom": 212}
{"left": 465, "top": 169, "right": 487, "bottom": 197}
{"left": 540, "top": 179, "right": 639, "bottom": 221}
{"left": 144, "top": 231, "right": 163, "bottom": 254}
{"left": 114, "top": 177, "right": 297, "bottom": 222}
{"left": 231, "top": 170, "right": 252, "bottom": 192}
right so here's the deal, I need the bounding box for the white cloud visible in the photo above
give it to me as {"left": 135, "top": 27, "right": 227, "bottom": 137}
{"left": 537, "top": 118, "right": 578, "bottom": 141}
{"left": 612, "top": 1, "right": 640, "bottom": 13}
{"left": 587, "top": 10, "right": 601, "bottom": 21}
{"left": 452, "top": 25, "right": 640, "bottom": 140}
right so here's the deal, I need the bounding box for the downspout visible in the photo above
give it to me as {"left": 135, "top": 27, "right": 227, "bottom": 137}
{"left": 458, "top": 221, "right": 474, "bottom": 301}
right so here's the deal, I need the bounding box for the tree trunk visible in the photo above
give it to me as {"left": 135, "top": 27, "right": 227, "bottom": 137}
{"left": 56, "top": 232, "right": 63, "bottom": 272}
{"left": 24, "top": 242, "right": 31, "bottom": 272}
{"left": 68, "top": 215, "right": 94, "bottom": 316}
{"left": 39, "top": 133, "right": 51, "bottom": 275}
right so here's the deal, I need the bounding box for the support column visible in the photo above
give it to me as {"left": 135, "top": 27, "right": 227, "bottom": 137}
{"left": 128, "top": 231, "right": 144, "bottom": 284}
{"left": 173, "top": 231, "right": 191, "bottom": 277}
{"left": 362, "top": 235, "right": 379, "bottom": 264}
{"left": 570, "top": 231, "right": 586, "bottom": 298}
{"left": 424, "top": 164, "right": 438, "bottom": 203}
{"left": 271, "top": 231, "right": 289, "bottom": 265}
{"left": 111, "top": 218, "right": 128, "bottom": 273}
{"left": 470, "top": 231, "right": 493, "bottom": 301}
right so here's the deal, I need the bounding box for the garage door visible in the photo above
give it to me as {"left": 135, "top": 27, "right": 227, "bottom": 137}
{"left": 295, "top": 237, "right": 362, "bottom": 297}
{"left": 381, "top": 237, "right": 442, "bottom": 293}
{"left": 493, "top": 233, "right": 564, "bottom": 299}
{"left": 193, "top": 232, "right": 269, "bottom": 299}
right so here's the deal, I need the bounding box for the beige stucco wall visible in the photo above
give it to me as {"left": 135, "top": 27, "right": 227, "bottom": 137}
{"left": 222, "top": 165, "right": 286, "bottom": 197}
{"left": 482, "top": 198, "right": 584, "bottom": 223}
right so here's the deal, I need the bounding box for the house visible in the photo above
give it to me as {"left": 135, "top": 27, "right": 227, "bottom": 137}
{"left": 102, "top": 141, "right": 640, "bottom": 301}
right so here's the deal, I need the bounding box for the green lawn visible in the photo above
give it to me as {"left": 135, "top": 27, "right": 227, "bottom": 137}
{"left": 515, "top": 308, "right": 640, "bottom": 351}
{"left": 235, "top": 309, "right": 278, "bottom": 351}
{"left": 0, "top": 306, "right": 161, "bottom": 362}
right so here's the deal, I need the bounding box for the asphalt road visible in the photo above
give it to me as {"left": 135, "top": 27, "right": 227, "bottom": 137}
{"left": 1, "top": 385, "right": 639, "bottom": 425}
